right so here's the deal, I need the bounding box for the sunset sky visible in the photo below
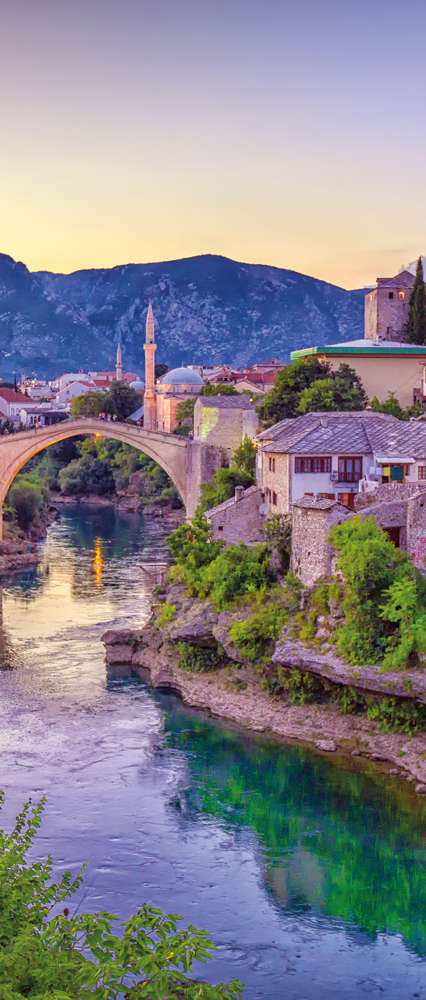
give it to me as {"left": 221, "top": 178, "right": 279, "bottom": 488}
{"left": 2, "top": 0, "right": 425, "bottom": 288}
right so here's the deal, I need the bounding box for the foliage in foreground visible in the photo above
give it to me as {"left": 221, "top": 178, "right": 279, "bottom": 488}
{"left": 0, "top": 793, "right": 242, "bottom": 1000}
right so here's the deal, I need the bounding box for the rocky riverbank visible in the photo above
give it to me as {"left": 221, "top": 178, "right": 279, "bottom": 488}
{"left": 0, "top": 505, "right": 59, "bottom": 577}
{"left": 102, "top": 583, "right": 426, "bottom": 790}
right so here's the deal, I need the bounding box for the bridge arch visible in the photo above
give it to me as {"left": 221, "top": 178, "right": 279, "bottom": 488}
{"left": 0, "top": 418, "right": 198, "bottom": 538}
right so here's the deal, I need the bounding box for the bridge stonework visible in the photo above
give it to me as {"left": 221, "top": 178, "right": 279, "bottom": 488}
{"left": 0, "top": 419, "right": 223, "bottom": 538}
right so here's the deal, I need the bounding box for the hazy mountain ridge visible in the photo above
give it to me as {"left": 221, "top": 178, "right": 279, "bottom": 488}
{"left": 0, "top": 252, "right": 364, "bottom": 378}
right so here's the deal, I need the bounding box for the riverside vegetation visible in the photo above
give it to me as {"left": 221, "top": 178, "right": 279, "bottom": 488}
{"left": 157, "top": 508, "right": 426, "bottom": 737}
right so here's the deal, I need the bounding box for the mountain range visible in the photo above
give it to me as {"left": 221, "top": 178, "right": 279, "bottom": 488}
{"left": 0, "top": 252, "right": 365, "bottom": 379}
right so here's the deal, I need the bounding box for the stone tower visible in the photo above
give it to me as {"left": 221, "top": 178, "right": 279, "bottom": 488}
{"left": 364, "top": 270, "right": 414, "bottom": 342}
{"left": 143, "top": 301, "right": 157, "bottom": 430}
{"left": 115, "top": 339, "right": 123, "bottom": 381}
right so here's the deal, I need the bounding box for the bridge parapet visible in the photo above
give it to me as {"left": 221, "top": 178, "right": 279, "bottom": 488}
{"left": 0, "top": 418, "right": 224, "bottom": 539}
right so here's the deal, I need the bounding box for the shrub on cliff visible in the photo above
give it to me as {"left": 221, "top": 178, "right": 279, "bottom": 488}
{"left": 329, "top": 516, "right": 426, "bottom": 669}
{"left": 197, "top": 543, "right": 273, "bottom": 610}
{"left": 0, "top": 793, "right": 242, "bottom": 1000}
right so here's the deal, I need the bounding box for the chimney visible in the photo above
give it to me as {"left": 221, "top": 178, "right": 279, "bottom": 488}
{"left": 234, "top": 486, "right": 244, "bottom": 502}
{"left": 320, "top": 415, "right": 327, "bottom": 427}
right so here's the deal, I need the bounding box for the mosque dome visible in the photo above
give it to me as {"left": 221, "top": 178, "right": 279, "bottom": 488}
{"left": 158, "top": 367, "right": 204, "bottom": 386}
{"left": 130, "top": 379, "right": 145, "bottom": 390}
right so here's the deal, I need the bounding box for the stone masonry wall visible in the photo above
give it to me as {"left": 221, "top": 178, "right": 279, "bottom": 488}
{"left": 262, "top": 453, "right": 290, "bottom": 514}
{"left": 407, "top": 491, "right": 426, "bottom": 570}
{"left": 291, "top": 503, "right": 350, "bottom": 587}
{"left": 206, "top": 487, "right": 266, "bottom": 545}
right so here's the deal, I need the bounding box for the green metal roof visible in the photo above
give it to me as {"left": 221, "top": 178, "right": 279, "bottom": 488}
{"left": 291, "top": 344, "right": 426, "bottom": 359}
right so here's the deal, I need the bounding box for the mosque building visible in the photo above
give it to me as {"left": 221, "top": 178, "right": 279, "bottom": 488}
{"left": 143, "top": 302, "right": 204, "bottom": 432}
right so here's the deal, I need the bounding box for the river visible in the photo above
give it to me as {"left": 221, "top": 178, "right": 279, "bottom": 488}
{"left": 0, "top": 505, "right": 424, "bottom": 999}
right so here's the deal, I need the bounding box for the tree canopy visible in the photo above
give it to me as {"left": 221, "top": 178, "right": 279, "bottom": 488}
{"left": 257, "top": 357, "right": 367, "bottom": 426}
{"left": 405, "top": 257, "right": 426, "bottom": 346}
{"left": 70, "top": 382, "right": 141, "bottom": 421}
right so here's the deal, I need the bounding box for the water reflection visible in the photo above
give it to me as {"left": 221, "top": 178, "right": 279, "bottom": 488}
{"left": 93, "top": 537, "right": 103, "bottom": 588}
{"left": 160, "top": 696, "right": 426, "bottom": 957}
{"left": 0, "top": 505, "right": 424, "bottom": 1000}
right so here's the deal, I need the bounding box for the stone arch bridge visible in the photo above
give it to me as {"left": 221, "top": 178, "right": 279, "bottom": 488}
{"left": 0, "top": 418, "right": 223, "bottom": 539}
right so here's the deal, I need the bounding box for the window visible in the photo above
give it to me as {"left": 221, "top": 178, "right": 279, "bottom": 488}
{"left": 272, "top": 491, "right": 278, "bottom": 506}
{"left": 418, "top": 466, "right": 426, "bottom": 480}
{"left": 338, "top": 456, "right": 362, "bottom": 482}
{"left": 294, "top": 456, "right": 331, "bottom": 474}
{"left": 398, "top": 291, "right": 405, "bottom": 300}
{"left": 268, "top": 456, "right": 276, "bottom": 472}
{"left": 388, "top": 292, "right": 394, "bottom": 299}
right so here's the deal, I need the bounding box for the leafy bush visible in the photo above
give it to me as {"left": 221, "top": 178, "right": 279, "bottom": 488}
{"left": 229, "top": 602, "right": 285, "bottom": 663}
{"left": 198, "top": 543, "right": 273, "bottom": 610}
{"left": 329, "top": 516, "right": 425, "bottom": 669}
{"left": 262, "top": 513, "right": 292, "bottom": 573}
{"left": 281, "top": 668, "right": 324, "bottom": 704}
{"left": 177, "top": 642, "right": 225, "bottom": 673}
{"left": 158, "top": 602, "right": 177, "bottom": 625}
{"left": 0, "top": 794, "right": 242, "bottom": 1000}
{"left": 198, "top": 438, "right": 257, "bottom": 513}
{"left": 366, "top": 696, "right": 426, "bottom": 734}
{"left": 331, "top": 685, "right": 366, "bottom": 714}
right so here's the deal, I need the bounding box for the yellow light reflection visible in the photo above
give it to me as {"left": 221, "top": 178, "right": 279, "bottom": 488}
{"left": 93, "top": 537, "right": 103, "bottom": 588}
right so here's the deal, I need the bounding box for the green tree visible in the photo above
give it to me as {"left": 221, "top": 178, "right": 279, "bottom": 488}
{"left": 232, "top": 436, "right": 257, "bottom": 477}
{"left": 173, "top": 398, "right": 196, "bottom": 436}
{"left": 105, "top": 381, "right": 141, "bottom": 420}
{"left": 257, "top": 357, "right": 332, "bottom": 426}
{"left": 0, "top": 793, "right": 242, "bottom": 1000}
{"left": 297, "top": 365, "right": 367, "bottom": 415}
{"left": 369, "top": 394, "right": 422, "bottom": 420}
{"left": 201, "top": 383, "right": 238, "bottom": 396}
{"left": 70, "top": 391, "right": 107, "bottom": 418}
{"left": 405, "top": 256, "right": 426, "bottom": 345}
{"left": 7, "top": 477, "right": 45, "bottom": 530}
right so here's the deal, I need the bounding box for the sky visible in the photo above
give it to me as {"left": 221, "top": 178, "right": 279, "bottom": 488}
{"left": 1, "top": 0, "right": 426, "bottom": 288}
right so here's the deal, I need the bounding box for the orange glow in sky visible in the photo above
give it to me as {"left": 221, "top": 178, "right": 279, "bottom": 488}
{"left": 1, "top": 0, "right": 426, "bottom": 289}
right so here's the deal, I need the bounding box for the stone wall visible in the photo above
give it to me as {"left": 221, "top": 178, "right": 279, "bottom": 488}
{"left": 205, "top": 486, "right": 266, "bottom": 545}
{"left": 193, "top": 398, "right": 258, "bottom": 460}
{"left": 261, "top": 453, "right": 290, "bottom": 514}
{"left": 291, "top": 500, "right": 351, "bottom": 587}
{"left": 407, "top": 491, "right": 426, "bottom": 570}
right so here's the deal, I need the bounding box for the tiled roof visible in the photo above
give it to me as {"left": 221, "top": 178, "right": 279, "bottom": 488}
{"left": 204, "top": 485, "right": 261, "bottom": 516}
{"left": 0, "top": 388, "right": 28, "bottom": 402}
{"left": 292, "top": 497, "right": 349, "bottom": 511}
{"left": 259, "top": 411, "right": 426, "bottom": 458}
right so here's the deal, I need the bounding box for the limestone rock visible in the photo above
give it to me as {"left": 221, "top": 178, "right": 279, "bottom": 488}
{"left": 415, "top": 783, "right": 426, "bottom": 794}
{"left": 316, "top": 740, "right": 337, "bottom": 752}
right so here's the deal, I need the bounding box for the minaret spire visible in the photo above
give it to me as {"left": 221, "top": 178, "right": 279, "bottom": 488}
{"left": 115, "top": 338, "right": 123, "bottom": 381}
{"left": 143, "top": 300, "right": 157, "bottom": 430}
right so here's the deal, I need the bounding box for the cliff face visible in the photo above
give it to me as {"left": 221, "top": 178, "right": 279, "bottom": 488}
{"left": 0, "top": 252, "right": 364, "bottom": 377}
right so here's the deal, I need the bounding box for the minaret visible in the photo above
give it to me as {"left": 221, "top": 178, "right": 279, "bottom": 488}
{"left": 115, "top": 339, "right": 123, "bottom": 381}
{"left": 143, "top": 301, "right": 157, "bottom": 430}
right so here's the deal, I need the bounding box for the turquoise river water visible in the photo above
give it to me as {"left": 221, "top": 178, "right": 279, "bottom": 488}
{"left": 0, "top": 505, "right": 424, "bottom": 999}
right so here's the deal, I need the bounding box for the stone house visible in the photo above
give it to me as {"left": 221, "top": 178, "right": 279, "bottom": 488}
{"left": 193, "top": 395, "right": 259, "bottom": 461}
{"left": 204, "top": 485, "right": 267, "bottom": 545}
{"left": 257, "top": 411, "right": 426, "bottom": 513}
